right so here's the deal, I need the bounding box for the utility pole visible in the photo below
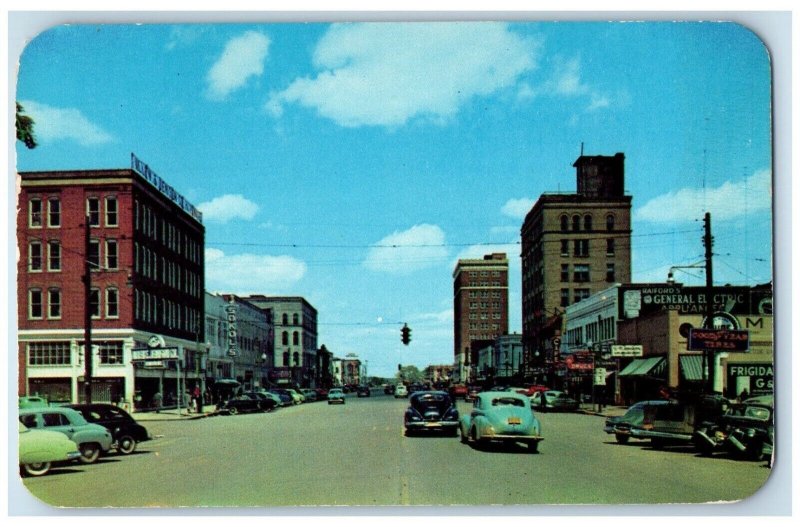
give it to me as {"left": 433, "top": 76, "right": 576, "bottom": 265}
{"left": 82, "top": 213, "right": 93, "bottom": 403}
{"left": 703, "top": 212, "right": 715, "bottom": 394}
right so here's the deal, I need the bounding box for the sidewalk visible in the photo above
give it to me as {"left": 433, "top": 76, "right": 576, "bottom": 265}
{"left": 576, "top": 404, "right": 628, "bottom": 418}
{"left": 131, "top": 407, "right": 217, "bottom": 421}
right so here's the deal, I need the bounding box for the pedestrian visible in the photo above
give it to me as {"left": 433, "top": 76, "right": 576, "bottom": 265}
{"left": 152, "top": 391, "right": 162, "bottom": 413}
{"left": 183, "top": 390, "right": 191, "bottom": 413}
{"left": 739, "top": 388, "right": 750, "bottom": 402}
{"left": 193, "top": 385, "right": 202, "bottom": 414}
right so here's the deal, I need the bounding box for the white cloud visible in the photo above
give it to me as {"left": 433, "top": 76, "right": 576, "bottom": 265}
{"left": 267, "top": 23, "right": 539, "bottom": 127}
{"left": 206, "top": 31, "right": 270, "bottom": 100}
{"left": 586, "top": 93, "right": 611, "bottom": 112}
{"left": 501, "top": 197, "right": 535, "bottom": 219}
{"left": 364, "top": 224, "right": 448, "bottom": 274}
{"left": 198, "top": 194, "right": 259, "bottom": 223}
{"left": 18, "top": 100, "right": 114, "bottom": 146}
{"left": 635, "top": 169, "right": 772, "bottom": 224}
{"left": 205, "top": 248, "right": 307, "bottom": 294}
{"left": 550, "top": 57, "right": 589, "bottom": 96}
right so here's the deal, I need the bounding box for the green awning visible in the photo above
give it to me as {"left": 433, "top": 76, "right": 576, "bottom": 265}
{"left": 619, "top": 356, "right": 666, "bottom": 377}
{"left": 680, "top": 354, "right": 704, "bottom": 381}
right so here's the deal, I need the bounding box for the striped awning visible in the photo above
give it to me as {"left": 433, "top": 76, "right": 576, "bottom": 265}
{"left": 679, "top": 354, "right": 704, "bottom": 381}
{"left": 618, "top": 356, "right": 666, "bottom": 377}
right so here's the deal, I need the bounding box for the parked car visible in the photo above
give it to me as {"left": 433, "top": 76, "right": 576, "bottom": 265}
{"left": 394, "top": 384, "right": 409, "bottom": 398}
{"left": 328, "top": 388, "right": 346, "bottom": 404}
{"left": 218, "top": 394, "right": 268, "bottom": 415}
{"left": 19, "top": 395, "right": 50, "bottom": 409}
{"left": 253, "top": 390, "right": 284, "bottom": 407}
{"left": 300, "top": 389, "right": 318, "bottom": 402}
{"left": 459, "top": 391, "right": 543, "bottom": 453}
{"left": 693, "top": 400, "right": 774, "bottom": 460}
{"left": 267, "top": 390, "right": 294, "bottom": 407}
{"left": 516, "top": 385, "right": 550, "bottom": 397}
{"left": 19, "top": 406, "right": 113, "bottom": 464}
{"left": 66, "top": 403, "right": 151, "bottom": 455}
{"left": 466, "top": 384, "right": 482, "bottom": 401}
{"left": 357, "top": 385, "right": 371, "bottom": 397}
{"left": 531, "top": 390, "right": 580, "bottom": 412}
{"left": 19, "top": 423, "right": 82, "bottom": 477}
{"left": 243, "top": 392, "right": 278, "bottom": 412}
{"left": 285, "top": 389, "right": 305, "bottom": 404}
{"left": 448, "top": 384, "right": 468, "bottom": 400}
{"left": 603, "top": 400, "right": 670, "bottom": 444}
{"left": 631, "top": 394, "right": 730, "bottom": 449}
{"left": 404, "top": 391, "right": 459, "bottom": 436}
{"left": 314, "top": 388, "right": 329, "bottom": 400}
{"left": 384, "top": 384, "right": 396, "bottom": 395}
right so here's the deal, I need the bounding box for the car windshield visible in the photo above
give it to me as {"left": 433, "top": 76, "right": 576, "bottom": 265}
{"left": 411, "top": 393, "right": 451, "bottom": 410}
{"left": 491, "top": 397, "right": 525, "bottom": 407}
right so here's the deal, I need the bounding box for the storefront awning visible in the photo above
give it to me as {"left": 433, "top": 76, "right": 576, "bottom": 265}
{"left": 619, "top": 356, "right": 666, "bottom": 377}
{"left": 679, "top": 354, "right": 704, "bottom": 381}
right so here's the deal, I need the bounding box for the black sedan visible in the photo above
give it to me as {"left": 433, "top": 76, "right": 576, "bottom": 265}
{"left": 218, "top": 394, "right": 270, "bottom": 415}
{"left": 404, "top": 391, "right": 459, "bottom": 436}
{"left": 243, "top": 392, "right": 278, "bottom": 412}
{"left": 356, "top": 385, "right": 371, "bottom": 397}
{"left": 66, "top": 403, "right": 151, "bottom": 455}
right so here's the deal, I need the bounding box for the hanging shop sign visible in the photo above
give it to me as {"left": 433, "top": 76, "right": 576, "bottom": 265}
{"left": 688, "top": 328, "right": 750, "bottom": 352}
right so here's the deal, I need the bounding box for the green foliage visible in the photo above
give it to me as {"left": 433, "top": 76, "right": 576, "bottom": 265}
{"left": 16, "top": 102, "right": 38, "bottom": 149}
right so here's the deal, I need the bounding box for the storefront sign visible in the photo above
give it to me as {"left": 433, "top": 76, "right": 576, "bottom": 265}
{"left": 688, "top": 328, "right": 750, "bottom": 351}
{"left": 226, "top": 299, "right": 238, "bottom": 357}
{"left": 611, "top": 345, "right": 643, "bottom": 357}
{"left": 618, "top": 285, "right": 772, "bottom": 320}
{"left": 132, "top": 347, "right": 179, "bottom": 361}
{"left": 727, "top": 363, "right": 773, "bottom": 395}
{"left": 131, "top": 152, "right": 203, "bottom": 222}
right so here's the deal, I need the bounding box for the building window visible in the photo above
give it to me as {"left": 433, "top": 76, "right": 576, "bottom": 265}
{"left": 105, "top": 197, "right": 118, "bottom": 227}
{"left": 293, "top": 313, "right": 299, "bottom": 325}
{"left": 98, "top": 341, "right": 124, "bottom": 364}
{"left": 606, "top": 214, "right": 615, "bottom": 231}
{"left": 282, "top": 331, "right": 289, "bottom": 345}
{"left": 573, "top": 264, "right": 590, "bottom": 282}
{"left": 574, "top": 239, "right": 589, "bottom": 257}
{"left": 574, "top": 288, "right": 591, "bottom": 303}
{"left": 28, "top": 342, "right": 71, "bottom": 366}
{"left": 572, "top": 215, "right": 581, "bottom": 231}
{"left": 560, "top": 289, "right": 570, "bottom": 307}
{"left": 606, "top": 263, "right": 616, "bottom": 282}
{"left": 87, "top": 197, "right": 101, "bottom": 227}
{"left": 106, "top": 239, "right": 118, "bottom": 270}
{"left": 29, "top": 198, "right": 43, "bottom": 227}
{"left": 560, "top": 215, "right": 569, "bottom": 232}
{"left": 561, "top": 264, "right": 570, "bottom": 282}
{"left": 282, "top": 313, "right": 288, "bottom": 325}
{"left": 48, "top": 288, "right": 61, "bottom": 319}
{"left": 560, "top": 239, "right": 569, "bottom": 256}
{"left": 88, "top": 239, "right": 100, "bottom": 270}
{"left": 48, "top": 241, "right": 61, "bottom": 271}
{"left": 106, "top": 288, "right": 119, "bottom": 318}
{"left": 90, "top": 288, "right": 101, "bottom": 318}
{"left": 48, "top": 198, "right": 61, "bottom": 227}
{"left": 584, "top": 214, "right": 593, "bottom": 231}
{"left": 607, "top": 238, "right": 615, "bottom": 256}
{"left": 293, "top": 331, "right": 299, "bottom": 345}
{"left": 29, "top": 241, "right": 42, "bottom": 271}
{"left": 29, "top": 289, "right": 43, "bottom": 319}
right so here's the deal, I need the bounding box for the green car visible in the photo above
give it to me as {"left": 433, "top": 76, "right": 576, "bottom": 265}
{"left": 19, "top": 423, "right": 81, "bottom": 477}
{"left": 19, "top": 407, "right": 114, "bottom": 464}
{"left": 19, "top": 396, "right": 49, "bottom": 409}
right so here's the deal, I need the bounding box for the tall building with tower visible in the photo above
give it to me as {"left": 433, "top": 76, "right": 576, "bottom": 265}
{"left": 453, "top": 253, "right": 509, "bottom": 382}
{"left": 520, "top": 152, "right": 632, "bottom": 382}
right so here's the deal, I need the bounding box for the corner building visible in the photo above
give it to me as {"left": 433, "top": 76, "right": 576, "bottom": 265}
{"left": 521, "top": 153, "right": 632, "bottom": 381}
{"left": 17, "top": 155, "right": 205, "bottom": 410}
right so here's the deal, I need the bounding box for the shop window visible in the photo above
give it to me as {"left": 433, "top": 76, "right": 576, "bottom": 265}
{"left": 28, "top": 342, "right": 71, "bottom": 365}
{"left": 98, "top": 341, "right": 124, "bottom": 364}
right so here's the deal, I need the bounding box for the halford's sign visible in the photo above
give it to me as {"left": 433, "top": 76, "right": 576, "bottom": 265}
{"left": 131, "top": 153, "right": 203, "bottom": 222}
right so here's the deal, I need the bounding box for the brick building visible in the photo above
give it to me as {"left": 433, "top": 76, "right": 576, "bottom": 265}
{"left": 453, "top": 253, "right": 509, "bottom": 382}
{"left": 17, "top": 154, "right": 204, "bottom": 410}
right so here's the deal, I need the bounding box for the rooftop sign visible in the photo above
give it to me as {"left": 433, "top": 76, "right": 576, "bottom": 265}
{"left": 131, "top": 153, "right": 203, "bottom": 223}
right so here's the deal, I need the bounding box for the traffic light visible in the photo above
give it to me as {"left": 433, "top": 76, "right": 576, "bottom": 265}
{"left": 401, "top": 323, "right": 412, "bottom": 345}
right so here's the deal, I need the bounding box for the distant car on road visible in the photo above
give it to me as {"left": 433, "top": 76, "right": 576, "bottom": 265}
{"left": 384, "top": 384, "right": 395, "bottom": 395}
{"left": 300, "top": 389, "right": 318, "bottom": 402}
{"left": 357, "top": 386, "right": 371, "bottom": 397}
{"left": 448, "top": 384, "right": 468, "bottom": 400}
{"left": 19, "top": 406, "right": 113, "bottom": 464}
{"left": 404, "top": 391, "right": 459, "bottom": 436}
{"left": 459, "top": 391, "right": 543, "bottom": 453}
{"left": 66, "top": 403, "right": 151, "bottom": 455}
{"left": 531, "top": 390, "right": 580, "bottom": 412}
{"left": 394, "top": 384, "right": 409, "bottom": 398}
{"left": 328, "top": 388, "right": 346, "bottom": 405}
{"left": 604, "top": 400, "right": 669, "bottom": 444}
{"left": 267, "top": 390, "right": 294, "bottom": 407}
{"left": 18, "top": 423, "right": 81, "bottom": 477}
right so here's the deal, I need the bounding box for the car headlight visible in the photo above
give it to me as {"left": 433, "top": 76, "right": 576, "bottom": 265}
{"left": 443, "top": 407, "right": 459, "bottom": 420}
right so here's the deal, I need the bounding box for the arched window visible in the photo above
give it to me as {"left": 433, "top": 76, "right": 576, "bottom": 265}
{"left": 293, "top": 331, "right": 299, "bottom": 345}
{"left": 282, "top": 331, "right": 289, "bottom": 345}
{"left": 560, "top": 215, "right": 569, "bottom": 232}
{"left": 283, "top": 351, "right": 290, "bottom": 366}
{"left": 292, "top": 313, "right": 299, "bottom": 325}
{"left": 606, "top": 214, "right": 615, "bottom": 231}
{"left": 583, "top": 214, "right": 592, "bottom": 231}
{"left": 282, "top": 313, "right": 288, "bottom": 325}
{"left": 572, "top": 215, "right": 581, "bottom": 231}
{"left": 293, "top": 352, "right": 300, "bottom": 365}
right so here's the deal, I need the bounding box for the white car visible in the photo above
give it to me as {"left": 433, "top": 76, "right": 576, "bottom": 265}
{"left": 394, "top": 385, "right": 409, "bottom": 398}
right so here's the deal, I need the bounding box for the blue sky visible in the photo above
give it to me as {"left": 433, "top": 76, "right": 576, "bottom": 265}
{"left": 13, "top": 20, "right": 774, "bottom": 378}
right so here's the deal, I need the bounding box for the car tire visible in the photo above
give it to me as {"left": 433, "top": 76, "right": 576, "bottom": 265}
{"left": 22, "top": 461, "right": 51, "bottom": 477}
{"left": 460, "top": 428, "right": 469, "bottom": 443}
{"left": 651, "top": 438, "right": 665, "bottom": 450}
{"left": 615, "top": 433, "right": 630, "bottom": 445}
{"left": 117, "top": 434, "right": 137, "bottom": 455}
{"left": 79, "top": 443, "right": 101, "bottom": 464}
{"left": 528, "top": 441, "right": 539, "bottom": 454}
{"left": 228, "top": 406, "right": 238, "bottom": 415}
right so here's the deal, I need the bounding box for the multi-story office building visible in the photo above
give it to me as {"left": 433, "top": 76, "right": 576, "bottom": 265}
{"left": 520, "top": 152, "right": 632, "bottom": 380}
{"left": 242, "top": 296, "right": 318, "bottom": 387}
{"left": 453, "top": 253, "right": 509, "bottom": 382}
{"left": 17, "top": 154, "right": 205, "bottom": 410}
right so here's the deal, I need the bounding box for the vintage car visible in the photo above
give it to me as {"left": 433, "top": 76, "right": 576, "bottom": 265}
{"left": 448, "top": 384, "right": 468, "bottom": 400}
{"left": 243, "top": 392, "right": 279, "bottom": 411}
{"left": 531, "top": 390, "right": 580, "bottom": 412}
{"left": 267, "top": 390, "right": 294, "bottom": 407}
{"left": 394, "top": 384, "right": 409, "bottom": 398}
{"left": 300, "top": 389, "right": 318, "bottom": 402}
{"left": 327, "top": 388, "right": 346, "bottom": 404}
{"left": 356, "top": 385, "right": 371, "bottom": 397}
{"left": 19, "top": 406, "right": 113, "bottom": 464}
{"left": 404, "top": 391, "right": 459, "bottom": 436}
{"left": 632, "top": 394, "right": 730, "bottom": 449}
{"left": 604, "top": 400, "right": 671, "bottom": 444}
{"left": 19, "top": 395, "right": 50, "bottom": 409}
{"left": 459, "top": 391, "right": 543, "bottom": 453}
{"left": 693, "top": 400, "right": 773, "bottom": 460}
{"left": 218, "top": 394, "right": 270, "bottom": 415}
{"left": 66, "top": 403, "right": 151, "bottom": 454}
{"left": 19, "top": 423, "right": 82, "bottom": 477}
